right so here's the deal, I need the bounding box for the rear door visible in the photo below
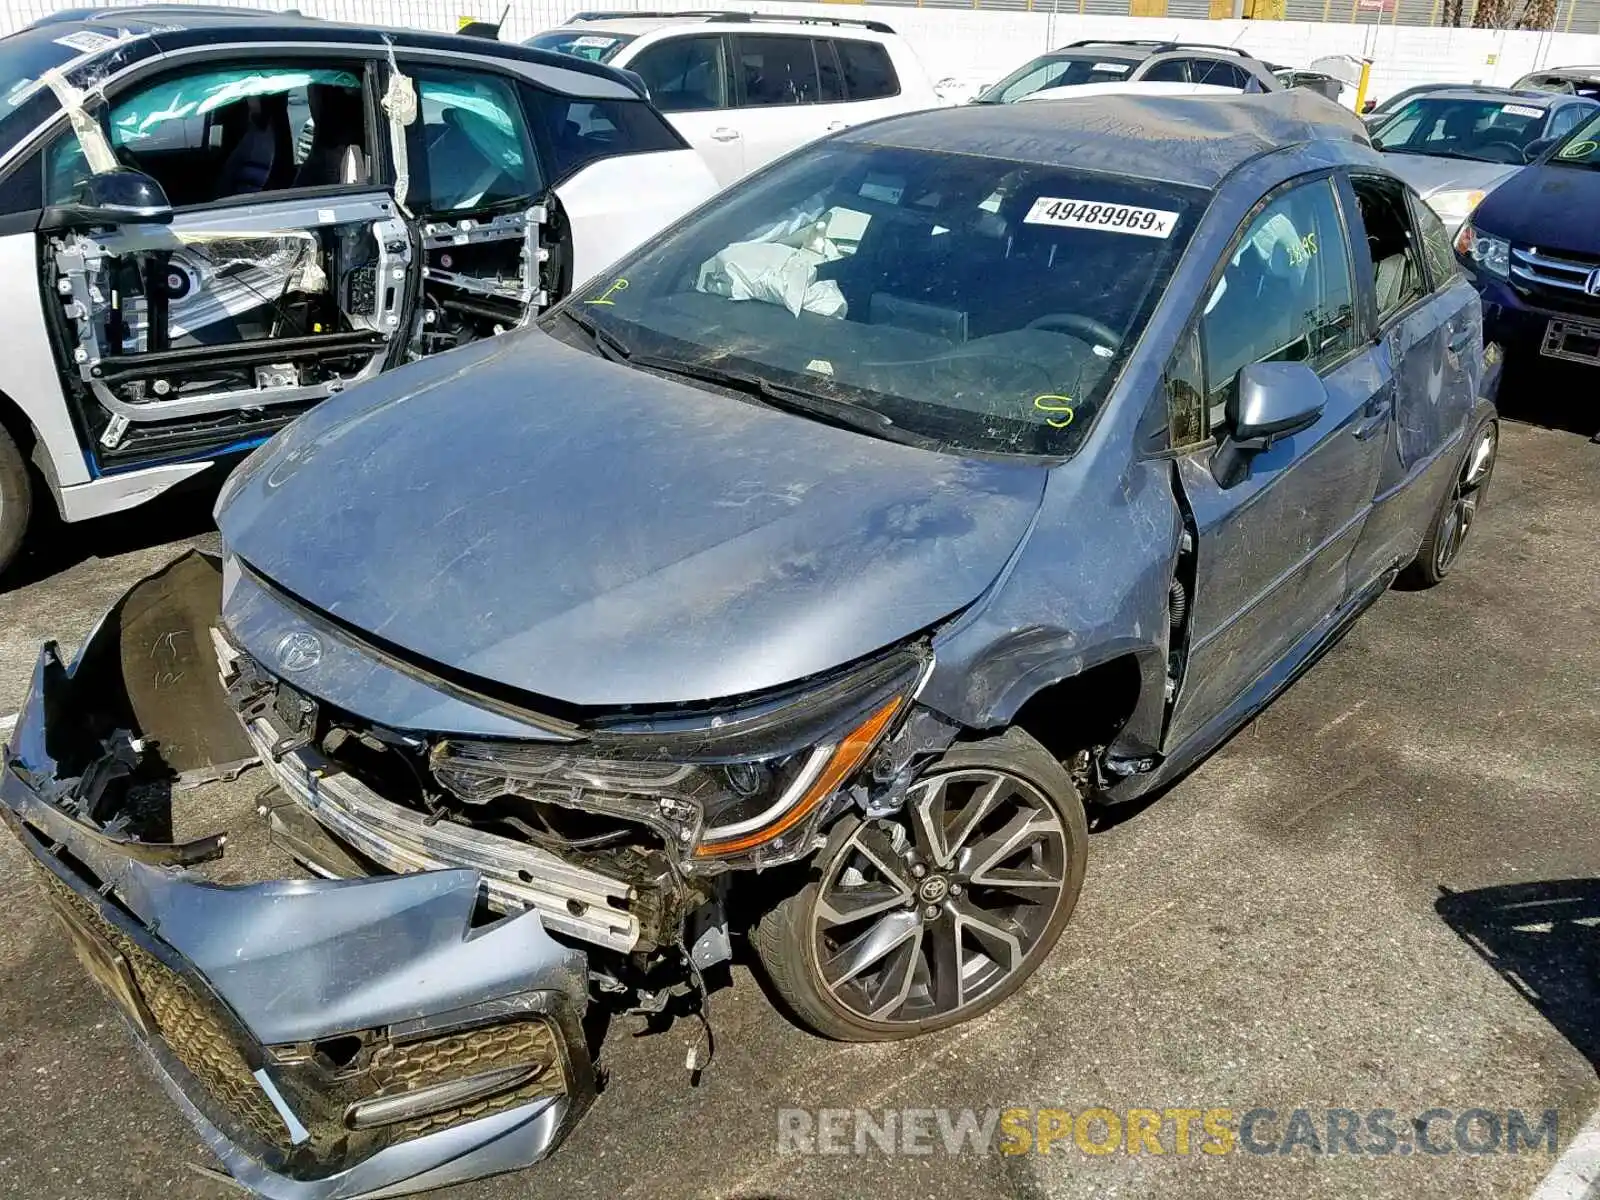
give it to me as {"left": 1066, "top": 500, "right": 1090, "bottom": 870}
{"left": 38, "top": 54, "right": 417, "bottom": 472}
{"left": 728, "top": 33, "right": 837, "bottom": 176}
{"left": 623, "top": 33, "right": 744, "bottom": 186}
{"left": 389, "top": 60, "right": 550, "bottom": 355}
{"left": 1342, "top": 173, "right": 1481, "bottom": 592}
{"left": 1165, "top": 173, "right": 1391, "bottom": 749}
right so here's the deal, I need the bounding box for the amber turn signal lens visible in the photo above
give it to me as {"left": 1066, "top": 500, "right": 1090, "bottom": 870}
{"left": 693, "top": 695, "right": 904, "bottom": 858}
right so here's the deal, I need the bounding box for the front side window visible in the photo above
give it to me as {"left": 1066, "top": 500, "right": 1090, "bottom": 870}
{"left": 834, "top": 39, "right": 900, "bottom": 101}
{"left": 45, "top": 62, "right": 367, "bottom": 207}
{"left": 1374, "top": 97, "right": 1557, "bottom": 164}
{"left": 629, "top": 35, "right": 730, "bottom": 113}
{"left": 1201, "top": 177, "right": 1356, "bottom": 424}
{"left": 553, "top": 140, "right": 1205, "bottom": 457}
{"left": 1350, "top": 174, "right": 1426, "bottom": 324}
{"left": 976, "top": 54, "right": 1136, "bottom": 104}
{"left": 1545, "top": 103, "right": 1592, "bottom": 140}
{"left": 734, "top": 35, "right": 825, "bottom": 107}
{"left": 406, "top": 68, "right": 536, "bottom": 213}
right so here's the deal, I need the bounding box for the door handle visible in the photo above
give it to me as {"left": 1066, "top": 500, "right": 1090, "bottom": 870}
{"left": 709, "top": 127, "right": 741, "bottom": 142}
{"left": 1352, "top": 400, "right": 1393, "bottom": 441}
{"left": 825, "top": 120, "right": 847, "bottom": 131}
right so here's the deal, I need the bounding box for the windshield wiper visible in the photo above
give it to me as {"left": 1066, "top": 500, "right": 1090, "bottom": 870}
{"left": 560, "top": 308, "right": 634, "bottom": 363}
{"left": 629, "top": 355, "right": 932, "bottom": 448}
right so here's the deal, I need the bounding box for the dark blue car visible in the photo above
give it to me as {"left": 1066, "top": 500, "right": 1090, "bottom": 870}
{"left": 2, "top": 91, "right": 1499, "bottom": 1196}
{"left": 1456, "top": 107, "right": 1600, "bottom": 396}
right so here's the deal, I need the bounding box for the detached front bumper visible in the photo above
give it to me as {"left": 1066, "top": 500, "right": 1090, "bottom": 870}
{"left": 0, "top": 557, "right": 596, "bottom": 1198}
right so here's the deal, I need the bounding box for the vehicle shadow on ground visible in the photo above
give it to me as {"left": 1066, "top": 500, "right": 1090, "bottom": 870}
{"left": 0, "top": 469, "right": 224, "bottom": 593}
{"left": 1436, "top": 879, "right": 1600, "bottom": 1074}
{"left": 1496, "top": 357, "right": 1600, "bottom": 442}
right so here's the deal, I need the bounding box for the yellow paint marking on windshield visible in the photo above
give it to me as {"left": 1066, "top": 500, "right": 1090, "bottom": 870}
{"left": 1033, "top": 395, "right": 1076, "bottom": 429}
{"left": 1560, "top": 139, "right": 1596, "bottom": 159}
{"left": 586, "top": 277, "right": 629, "bottom": 305}
{"left": 1286, "top": 231, "right": 1318, "bottom": 267}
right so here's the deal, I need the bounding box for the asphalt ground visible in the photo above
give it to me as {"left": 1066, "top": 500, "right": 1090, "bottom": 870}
{"left": 0, "top": 370, "right": 1596, "bottom": 1200}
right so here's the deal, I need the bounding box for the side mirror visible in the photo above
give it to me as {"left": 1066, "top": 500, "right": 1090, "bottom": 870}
{"left": 40, "top": 168, "right": 172, "bottom": 232}
{"left": 1211, "top": 361, "right": 1327, "bottom": 487}
{"left": 1522, "top": 136, "right": 1556, "bottom": 162}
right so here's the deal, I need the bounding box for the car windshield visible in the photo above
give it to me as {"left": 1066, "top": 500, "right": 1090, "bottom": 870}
{"left": 524, "top": 30, "right": 636, "bottom": 63}
{"left": 1549, "top": 110, "right": 1600, "bottom": 167}
{"left": 1374, "top": 96, "right": 1552, "bottom": 163}
{"left": 0, "top": 25, "right": 110, "bottom": 153}
{"left": 976, "top": 54, "right": 1138, "bottom": 104}
{"left": 548, "top": 140, "right": 1205, "bottom": 458}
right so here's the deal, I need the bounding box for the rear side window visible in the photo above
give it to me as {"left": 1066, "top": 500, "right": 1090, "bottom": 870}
{"left": 1140, "top": 58, "right": 1189, "bottom": 84}
{"left": 734, "top": 34, "right": 826, "bottom": 106}
{"left": 1546, "top": 103, "right": 1592, "bottom": 140}
{"left": 1189, "top": 59, "right": 1251, "bottom": 90}
{"left": 1410, "top": 192, "right": 1460, "bottom": 291}
{"left": 833, "top": 38, "right": 899, "bottom": 101}
{"left": 629, "top": 35, "right": 730, "bottom": 113}
{"left": 523, "top": 88, "right": 683, "bottom": 182}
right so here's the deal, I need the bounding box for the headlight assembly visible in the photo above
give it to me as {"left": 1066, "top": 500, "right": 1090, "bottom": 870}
{"left": 1427, "top": 188, "right": 1485, "bottom": 229}
{"left": 1455, "top": 222, "right": 1510, "bottom": 279}
{"left": 430, "top": 650, "right": 924, "bottom": 868}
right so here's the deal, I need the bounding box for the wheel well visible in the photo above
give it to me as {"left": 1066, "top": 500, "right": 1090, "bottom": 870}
{"left": 0, "top": 388, "right": 36, "bottom": 458}
{"left": 1006, "top": 655, "right": 1143, "bottom": 766}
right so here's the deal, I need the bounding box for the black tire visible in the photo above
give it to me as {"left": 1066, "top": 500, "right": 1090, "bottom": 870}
{"left": 753, "top": 727, "right": 1088, "bottom": 1041}
{"left": 0, "top": 425, "right": 31, "bottom": 582}
{"left": 1402, "top": 413, "right": 1497, "bottom": 589}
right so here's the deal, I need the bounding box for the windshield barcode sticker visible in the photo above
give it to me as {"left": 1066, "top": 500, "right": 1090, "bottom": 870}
{"left": 1024, "top": 197, "right": 1179, "bottom": 238}
{"left": 1500, "top": 104, "right": 1545, "bottom": 119}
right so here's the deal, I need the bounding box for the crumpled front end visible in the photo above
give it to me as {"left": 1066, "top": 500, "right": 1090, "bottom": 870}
{"left": 0, "top": 554, "right": 595, "bottom": 1199}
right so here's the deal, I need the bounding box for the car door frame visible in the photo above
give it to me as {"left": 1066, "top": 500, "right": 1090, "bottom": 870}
{"left": 1339, "top": 169, "right": 1482, "bottom": 592}
{"left": 31, "top": 42, "right": 419, "bottom": 476}
{"left": 1161, "top": 166, "right": 1393, "bottom": 752}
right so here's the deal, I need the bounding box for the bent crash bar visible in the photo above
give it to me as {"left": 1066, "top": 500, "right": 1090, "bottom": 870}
{"left": 0, "top": 555, "right": 595, "bottom": 1199}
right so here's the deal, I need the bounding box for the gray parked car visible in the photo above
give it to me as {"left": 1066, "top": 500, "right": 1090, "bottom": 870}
{"left": 2, "top": 91, "right": 1499, "bottom": 1196}
{"left": 1373, "top": 85, "right": 1600, "bottom": 233}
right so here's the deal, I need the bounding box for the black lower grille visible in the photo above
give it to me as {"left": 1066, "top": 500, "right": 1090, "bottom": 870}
{"left": 1510, "top": 244, "right": 1600, "bottom": 318}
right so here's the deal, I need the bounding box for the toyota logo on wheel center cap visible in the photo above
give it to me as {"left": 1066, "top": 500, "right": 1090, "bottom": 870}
{"left": 275, "top": 631, "right": 323, "bottom": 673}
{"left": 918, "top": 876, "right": 950, "bottom": 904}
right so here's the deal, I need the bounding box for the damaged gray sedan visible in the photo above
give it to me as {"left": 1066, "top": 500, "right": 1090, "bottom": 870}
{"left": 2, "top": 92, "right": 1500, "bottom": 1196}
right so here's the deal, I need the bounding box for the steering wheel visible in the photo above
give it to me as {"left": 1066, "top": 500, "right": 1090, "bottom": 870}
{"left": 1024, "top": 312, "right": 1122, "bottom": 351}
{"left": 1474, "top": 140, "right": 1529, "bottom": 164}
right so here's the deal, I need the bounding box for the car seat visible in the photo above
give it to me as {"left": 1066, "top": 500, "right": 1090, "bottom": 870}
{"left": 215, "top": 94, "right": 294, "bottom": 197}
{"left": 294, "top": 84, "right": 368, "bottom": 187}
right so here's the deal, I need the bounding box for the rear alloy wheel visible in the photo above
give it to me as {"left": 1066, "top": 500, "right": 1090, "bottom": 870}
{"left": 1405, "top": 415, "right": 1496, "bottom": 588}
{"left": 754, "top": 729, "right": 1087, "bottom": 1040}
{"left": 0, "top": 425, "right": 31, "bottom": 582}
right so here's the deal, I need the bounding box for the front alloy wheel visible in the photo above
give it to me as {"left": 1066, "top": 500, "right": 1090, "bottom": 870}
{"left": 754, "top": 729, "right": 1087, "bottom": 1040}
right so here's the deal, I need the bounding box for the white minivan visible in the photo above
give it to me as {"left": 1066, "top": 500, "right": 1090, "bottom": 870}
{"left": 527, "top": 13, "right": 944, "bottom": 186}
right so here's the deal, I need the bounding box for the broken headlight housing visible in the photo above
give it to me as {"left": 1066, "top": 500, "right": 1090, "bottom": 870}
{"left": 429, "top": 646, "right": 926, "bottom": 868}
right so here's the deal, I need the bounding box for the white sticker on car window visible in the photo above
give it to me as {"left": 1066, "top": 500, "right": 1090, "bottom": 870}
{"left": 572, "top": 35, "right": 618, "bottom": 48}
{"left": 1501, "top": 104, "right": 1545, "bottom": 118}
{"left": 54, "top": 30, "right": 120, "bottom": 53}
{"left": 1023, "top": 197, "right": 1179, "bottom": 238}
{"left": 859, "top": 175, "right": 904, "bottom": 205}
{"left": 1093, "top": 62, "right": 1132, "bottom": 73}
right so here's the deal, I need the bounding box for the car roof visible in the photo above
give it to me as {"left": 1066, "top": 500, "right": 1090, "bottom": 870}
{"left": 18, "top": 5, "right": 647, "bottom": 98}
{"left": 1048, "top": 39, "right": 1266, "bottom": 64}
{"left": 554, "top": 10, "right": 897, "bottom": 36}
{"left": 840, "top": 90, "right": 1371, "bottom": 189}
{"left": 1392, "top": 85, "right": 1568, "bottom": 107}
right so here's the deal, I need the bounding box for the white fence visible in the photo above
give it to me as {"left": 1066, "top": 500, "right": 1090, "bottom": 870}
{"left": 5, "top": 0, "right": 1600, "bottom": 106}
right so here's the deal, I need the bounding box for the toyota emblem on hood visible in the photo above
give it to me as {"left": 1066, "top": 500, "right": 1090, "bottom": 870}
{"left": 274, "top": 631, "right": 324, "bottom": 673}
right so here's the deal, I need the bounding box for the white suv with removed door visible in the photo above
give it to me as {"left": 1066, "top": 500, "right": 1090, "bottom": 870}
{"left": 527, "top": 12, "right": 942, "bottom": 186}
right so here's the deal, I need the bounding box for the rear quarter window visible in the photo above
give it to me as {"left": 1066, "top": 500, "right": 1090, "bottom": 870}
{"left": 833, "top": 39, "right": 899, "bottom": 101}
{"left": 522, "top": 87, "right": 685, "bottom": 182}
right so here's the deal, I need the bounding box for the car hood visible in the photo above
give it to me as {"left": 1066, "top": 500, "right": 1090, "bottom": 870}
{"left": 217, "top": 330, "right": 1049, "bottom": 709}
{"left": 1379, "top": 153, "right": 1518, "bottom": 197}
{"left": 1472, "top": 161, "right": 1600, "bottom": 255}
